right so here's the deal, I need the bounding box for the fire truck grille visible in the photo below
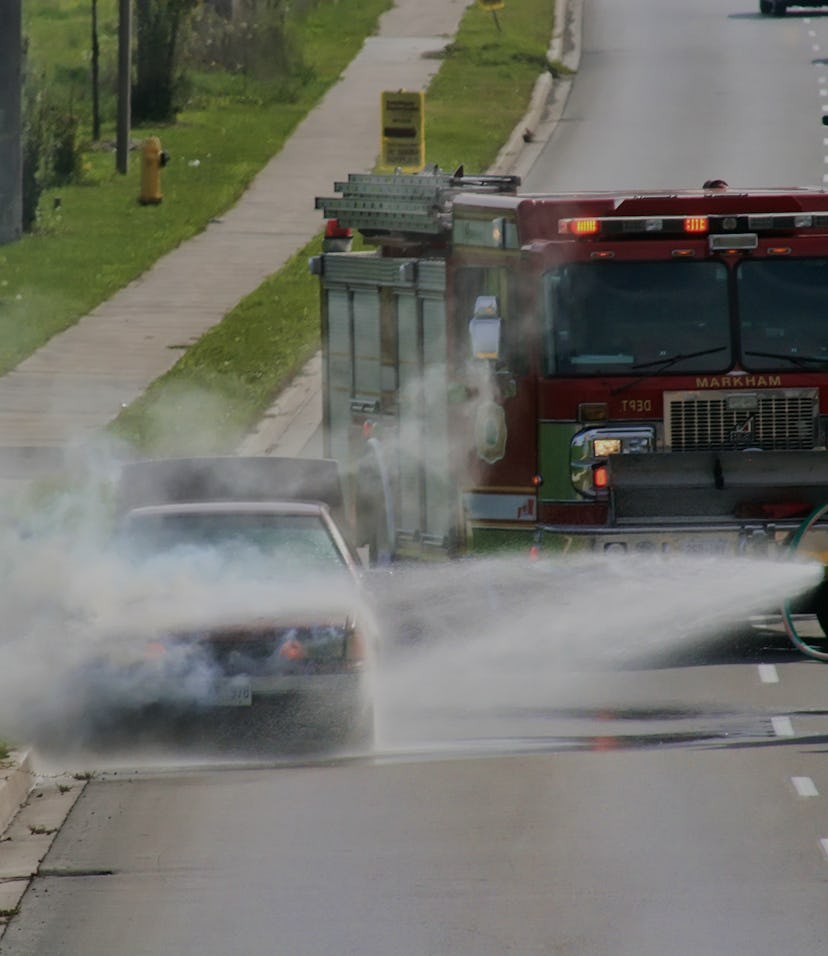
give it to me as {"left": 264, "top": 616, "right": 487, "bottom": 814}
{"left": 664, "top": 389, "right": 818, "bottom": 451}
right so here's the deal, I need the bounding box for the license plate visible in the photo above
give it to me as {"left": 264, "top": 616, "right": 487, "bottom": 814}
{"left": 212, "top": 678, "right": 252, "bottom": 707}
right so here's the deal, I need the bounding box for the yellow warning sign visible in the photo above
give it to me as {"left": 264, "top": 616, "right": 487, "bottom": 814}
{"left": 380, "top": 90, "right": 425, "bottom": 172}
{"left": 477, "top": 0, "right": 505, "bottom": 10}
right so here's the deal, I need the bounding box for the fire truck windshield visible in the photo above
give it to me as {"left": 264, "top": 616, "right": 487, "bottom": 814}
{"left": 543, "top": 257, "right": 828, "bottom": 376}
{"left": 737, "top": 258, "right": 828, "bottom": 371}
{"left": 543, "top": 261, "right": 731, "bottom": 377}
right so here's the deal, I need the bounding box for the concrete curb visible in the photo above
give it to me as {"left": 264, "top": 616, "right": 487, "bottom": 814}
{"left": 0, "top": 750, "right": 34, "bottom": 838}
{"left": 0, "top": 768, "right": 88, "bottom": 940}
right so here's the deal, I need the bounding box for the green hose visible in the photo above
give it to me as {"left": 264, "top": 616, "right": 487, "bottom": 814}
{"left": 782, "top": 503, "right": 828, "bottom": 661}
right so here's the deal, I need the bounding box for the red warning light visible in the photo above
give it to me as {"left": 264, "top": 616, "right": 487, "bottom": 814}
{"left": 593, "top": 464, "right": 609, "bottom": 490}
{"left": 325, "top": 218, "right": 352, "bottom": 239}
{"left": 683, "top": 216, "right": 708, "bottom": 234}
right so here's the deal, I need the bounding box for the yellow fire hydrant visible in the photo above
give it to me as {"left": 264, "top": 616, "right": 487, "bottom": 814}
{"left": 139, "top": 136, "right": 169, "bottom": 205}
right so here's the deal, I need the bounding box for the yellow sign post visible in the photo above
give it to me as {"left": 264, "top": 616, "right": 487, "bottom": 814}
{"left": 477, "top": 0, "right": 504, "bottom": 29}
{"left": 380, "top": 90, "right": 425, "bottom": 172}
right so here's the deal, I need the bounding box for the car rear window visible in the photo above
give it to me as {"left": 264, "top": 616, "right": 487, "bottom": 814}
{"left": 120, "top": 511, "right": 348, "bottom": 573}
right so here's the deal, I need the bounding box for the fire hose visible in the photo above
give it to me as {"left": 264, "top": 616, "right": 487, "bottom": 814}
{"left": 782, "top": 503, "right": 828, "bottom": 662}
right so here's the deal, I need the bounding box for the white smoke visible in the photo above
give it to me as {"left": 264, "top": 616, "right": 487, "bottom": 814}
{"left": 0, "top": 467, "right": 364, "bottom": 756}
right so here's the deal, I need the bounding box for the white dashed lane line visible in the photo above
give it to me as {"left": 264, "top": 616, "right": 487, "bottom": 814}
{"left": 806, "top": 16, "right": 820, "bottom": 53}
{"left": 759, "top": 54, "right": 827, "bottom": 843}
{"left": 771, "top": 715, "right": 795, "bottom": 737}
{"left": 791, "top": 776, "right": 819, "bottom": 798}
{"left": 758, "top": 664, "right": 779, "bottom": 684}
{"left": 757, "top": 670, "right": 794, "bottom": 735}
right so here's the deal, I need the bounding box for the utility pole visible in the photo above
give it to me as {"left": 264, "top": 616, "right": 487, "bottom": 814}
{"left": 116, "top": 0, "right": 131, "bottom": 173}
{"left": 0, "top": 0, "right": 23, "bottom": 244}
{"left": 92, "top": 0, "right": 101, "bottom": 142}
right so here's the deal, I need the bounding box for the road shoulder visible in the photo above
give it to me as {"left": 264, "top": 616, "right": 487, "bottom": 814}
{"left": 0, "top": 759, "right": 87, "bottom": 939}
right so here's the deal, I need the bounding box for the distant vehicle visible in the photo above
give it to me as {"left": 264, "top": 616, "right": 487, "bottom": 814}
{"left": 85, "top": 457, "right": 376, "bottom": 751}
{"left": 760, "top": 1, "right": 825, "bottom": 14}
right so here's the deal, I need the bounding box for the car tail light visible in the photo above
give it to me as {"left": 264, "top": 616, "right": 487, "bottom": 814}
{"left": 279, "top": 639, "right": 307, "bottom": 661}
{"left": 144, "top": 639, "right": 167, "bottom": 659}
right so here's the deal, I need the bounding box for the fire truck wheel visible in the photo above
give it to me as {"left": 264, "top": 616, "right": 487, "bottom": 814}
{"left": 770, "top": 0, "right": 786, "bottom": 13}
{"left": 759, "top": 0, "right": 772, "bottom": 11}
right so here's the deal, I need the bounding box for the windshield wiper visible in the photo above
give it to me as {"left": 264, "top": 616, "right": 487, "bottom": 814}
{"left": 610, "top": 346, "right": 727, "bottom": 396}
{"left": 744, "top": 350, "right": 828, "bottom": 369}
{"left": 630, "top": 346, "right": 728, "bottom": 371}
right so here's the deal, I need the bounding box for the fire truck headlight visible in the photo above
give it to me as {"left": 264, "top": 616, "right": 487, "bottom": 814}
{"left": 593, "top": 438, "right": 622, "bottom": 457}
{"left": 571, "top": 426, "right": 655, "bottom": 498}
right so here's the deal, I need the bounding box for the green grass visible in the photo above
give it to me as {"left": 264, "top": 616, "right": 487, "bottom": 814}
{"left": 111, "top": 230, "right": 330, "bottom": 454}
{"left": 0, "top": 0, "right": 392, "bottom": 375}
{"left": 422, "top": 2, "right": 555, "bottom": 173}
{"left": 0, "top": 740, "right": 9, "bottom": 762}
{"left": 109, "top": 0, "right": 558, "bottom": 454}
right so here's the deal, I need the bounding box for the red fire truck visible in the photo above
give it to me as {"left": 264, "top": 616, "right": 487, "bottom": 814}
{"left": 312, "top": 169, "right": 828, "bottom": 626}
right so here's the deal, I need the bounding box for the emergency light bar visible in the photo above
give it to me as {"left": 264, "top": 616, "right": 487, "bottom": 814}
{"left": 558, "top": 215, "right": 709, "bottom": 237}
{"left": 558, "top": 210, "right": 828, "bottom": 239}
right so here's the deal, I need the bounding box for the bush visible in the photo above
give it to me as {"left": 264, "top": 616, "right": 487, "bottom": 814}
{"left": 21, "top": 79, "right": 83, "bottom": 232}
{"left": 133, "top": 0, "right": 200, "bottom": 123}
{"left": 185, "top": 0, "right": 309, "bottom": 83}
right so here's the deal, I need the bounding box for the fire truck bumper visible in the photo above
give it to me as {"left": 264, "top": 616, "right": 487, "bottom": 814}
{"left": 536, "top": 520, "right": 807, "bottom": 558}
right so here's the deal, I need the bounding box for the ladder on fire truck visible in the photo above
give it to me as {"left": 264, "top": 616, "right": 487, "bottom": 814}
{"left": 314, "top": 167, "right": 520, "bottom": 240}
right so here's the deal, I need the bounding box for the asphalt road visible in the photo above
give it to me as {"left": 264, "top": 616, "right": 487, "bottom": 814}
{"left": 4, "top": 623, "right": 828, "bottom": 956}
{"left": 524, "top": 0, "right": 828, "bottom": 191}
{"left": 6, "top": 1, "right": 828, "bottom": 953}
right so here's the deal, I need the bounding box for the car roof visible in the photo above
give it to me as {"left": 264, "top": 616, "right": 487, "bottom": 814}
{"left": 123, "top": 501, "right": 329, "bottom": 518}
